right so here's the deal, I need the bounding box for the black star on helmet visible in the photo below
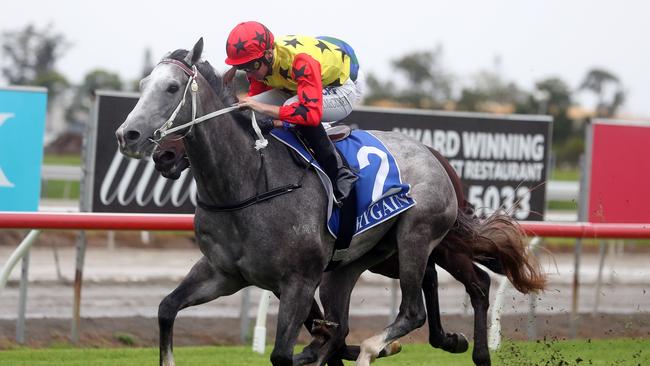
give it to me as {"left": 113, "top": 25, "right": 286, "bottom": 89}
{"left": 336, "top": 47, "right": 349, "bottom": 62}
{"left": 315, "top": 40, "right": 331, "bottom": 53}
{"left": 302, "top": 91, "right": 319, "bottom": 104}
{"left": 291, "top": 104, "right": 310, "bottom": 120}
{"left": 233, "top": 37, "right": 247, "bottom": 54}
{"left": 279, "top": 67, "right": 290, "bottom": 80}
{"left": 284, "top": 38, "right": 303, "bottom": 48}
{"left": 253, "top": 31, "right": 266, "bottom": 46}
{"left": 292, "top": 65, "right": 307, "bottom": 80}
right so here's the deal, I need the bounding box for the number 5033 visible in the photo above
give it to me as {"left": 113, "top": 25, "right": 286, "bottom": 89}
{"left": 468, "top": 185, "right": 531, "bottom": 220}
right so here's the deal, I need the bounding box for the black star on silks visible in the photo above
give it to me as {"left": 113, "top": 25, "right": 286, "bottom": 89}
{"left": 292, "top": 65, "right": 306, "bottom": 80}
{"left": 302, "top": 91, "right": 319, "bottom": 104}
{"left": 233, "top": 37, "right": 247, "bottom": 54}
{"left": 336, "top": 47, "right": 349, "bottom": 62}
{"left": 284, "top": 38, "right": 303, "bottom": 48}
{"left": 253, "top": 31, "right": 266, "bottom": 46}
{"left": 279, "top": 67, "right": 290, "bottom": 80}
{"left": 315, "top": 40, "right": 331, "bottom": 53}
{"left": 291, "top": 104, "right": 310, "bottom": 120}
{"left": 327, "top": 79, "right": 342, "bottom": 87}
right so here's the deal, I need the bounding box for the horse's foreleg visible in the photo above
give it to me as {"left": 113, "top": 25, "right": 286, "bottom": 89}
{"left": 293, "top": 300, "right": 346, "bottom": 366}
{"left": 159, "top": 256, "right": 245, "bottom": 366}
{"left": 270, "top": 277, "right": 320, "bottom": 366}
{"left": 308, "top": 266, "right": 365, "bottom": 365}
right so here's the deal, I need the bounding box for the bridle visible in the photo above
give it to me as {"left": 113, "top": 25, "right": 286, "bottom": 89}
{"left": 150, "top": 58, "right": 268, "bottom": 150}
{"left": 148, "top": 57, "right": 306, "bottom": 212}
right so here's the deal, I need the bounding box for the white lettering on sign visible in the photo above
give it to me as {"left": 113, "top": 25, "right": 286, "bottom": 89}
{"left": 462, "top": 132, "right": 545, "bottom": 161}
{"left": 462, "top": 161, "right": 544, "bottom": 181}
{"left": 0, "top": 113, "right": 15, "bottom": 127}
{"left": 392, "top": 128, "right": 460, "bottom": 157}
{"left": 390, "top": 125, "right": 548, "bottom": 220}
{"left": 0, "top": 113, "right": 16, "bottom": 188}
{"left": 99, "top": 150, "right": 197, "bottom": 207}
{"left": 393, "top": 127, "right": 545, "bottom": 162}
{"left": 468, "top": 185, "right": 532, "bottom": 220}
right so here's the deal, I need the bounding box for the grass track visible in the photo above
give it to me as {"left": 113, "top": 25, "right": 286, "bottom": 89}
{"left": 1, "top": 339, "right": 648, "bottom": 365}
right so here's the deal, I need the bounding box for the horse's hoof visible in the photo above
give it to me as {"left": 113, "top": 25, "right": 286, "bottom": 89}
{"left": 377, "top": 341, "right": 401, "bottom": 358}
{"left": 293, "top": 351, "right": 317, "bottom": 366}
{"left": 312, "top": 319, "right": 339, "bottom": 331}
{"left": 444, "top": 333, "right": 469, "bottom": 353}
{"left": 472, "top": 350, "right": 491, "bottom": 366}
{"left": 386, "top": 341, "right": 402, "bottom": 356}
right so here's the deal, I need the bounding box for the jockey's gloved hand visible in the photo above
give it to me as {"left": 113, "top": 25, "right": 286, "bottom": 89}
{"left": 257, "top": 117, "right": 275, "bottom": 134}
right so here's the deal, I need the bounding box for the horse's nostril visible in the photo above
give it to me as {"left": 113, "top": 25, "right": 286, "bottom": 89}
{"left": 125, "top": 130, "right": 141, "bottom": 142}
{"left": 160, "top": 151, "right": 176, "bottom": 162}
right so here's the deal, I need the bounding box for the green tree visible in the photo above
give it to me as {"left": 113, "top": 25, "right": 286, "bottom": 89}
{"left": 363, "top": 72, "right": 397, "bottom": 105}
{"left": 579, "top": 68, "right": 625, "bottom": 117}
{"left": 363, "top": 46, "right": 453, "bottom": 109}
{"left": 1, "top": 24, "right": 70, "bottom": 100}
{"left": 516, "top": 77, "right": 573, "bottom": 143}
{"left": 391, "top": 46, "right": 454, "bottom": 108}
{"left": 456, "top": 69, "right": 524, "bottom": 112}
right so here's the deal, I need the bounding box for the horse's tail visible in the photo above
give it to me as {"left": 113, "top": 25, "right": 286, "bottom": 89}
{"left": 429, "top": 147, "right": 547, "bottom": 294}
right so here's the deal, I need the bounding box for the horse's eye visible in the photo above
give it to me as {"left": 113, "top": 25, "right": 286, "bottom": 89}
{"left": 167, "top": 84, "right": 180, "bottom": 93}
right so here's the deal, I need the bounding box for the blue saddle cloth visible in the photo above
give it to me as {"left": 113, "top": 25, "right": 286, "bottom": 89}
{"left": 270, "top": 128, "right": 417, "bottom": 238}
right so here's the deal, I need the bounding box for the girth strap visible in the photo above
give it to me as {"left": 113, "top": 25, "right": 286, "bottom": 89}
{"left": 197, "top": 183, "right": 302, "bottom": 212}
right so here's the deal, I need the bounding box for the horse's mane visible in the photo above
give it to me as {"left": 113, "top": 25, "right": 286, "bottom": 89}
{"left": 165, "top": 49, "right": 249, "bottom": 126}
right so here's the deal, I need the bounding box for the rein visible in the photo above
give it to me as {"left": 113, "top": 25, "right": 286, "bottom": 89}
{"left": 151, "top": 59, "right": 268, "bottom": 150}
{"left": 152, "top": 58, "right": 306, "bottom": 212}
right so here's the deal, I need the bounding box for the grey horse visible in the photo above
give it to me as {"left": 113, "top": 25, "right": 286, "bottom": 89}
{"left": 117, "top": 38, "right": 545, "bottom": 366}
{"left": 152, "top": 136, "right": 539, "bottom": 366}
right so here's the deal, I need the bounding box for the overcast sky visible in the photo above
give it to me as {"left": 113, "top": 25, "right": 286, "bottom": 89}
{"left": 3, "top": 0, "right": 649, "bottom": 117}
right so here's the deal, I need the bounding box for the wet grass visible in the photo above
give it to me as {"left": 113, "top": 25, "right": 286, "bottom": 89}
{"left": 1, "top": 338, "right": 648, "bottom": 365}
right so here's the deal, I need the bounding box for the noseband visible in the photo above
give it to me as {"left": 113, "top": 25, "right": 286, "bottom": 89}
{"left": 151, "top": 58, "right": 268, "bottom": 150}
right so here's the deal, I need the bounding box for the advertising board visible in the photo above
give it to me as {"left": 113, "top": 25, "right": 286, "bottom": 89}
{"left": 0, "top": 86, "right": 48, "bottom": 212}
{"left": 586, "top": 119, "right": 650, "bottom": 223}
{"left": 90, "top": 94, "right": 551, "bottom": 220}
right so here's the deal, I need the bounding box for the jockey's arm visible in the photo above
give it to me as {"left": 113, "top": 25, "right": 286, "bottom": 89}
{"left": 278, "top": 53, "right": 323, "bottom": 126}
{"left": 238, "top": 54, "right": 323, "bottom": 127}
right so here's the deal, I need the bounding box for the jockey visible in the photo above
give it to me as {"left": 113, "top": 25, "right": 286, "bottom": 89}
{"left": 223, "top": 21, "right": 363, "bottom": 205}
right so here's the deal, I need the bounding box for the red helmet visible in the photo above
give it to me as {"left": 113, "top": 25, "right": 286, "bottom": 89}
{"left": 225, "top": 21, "right": 274, "bottom": 66}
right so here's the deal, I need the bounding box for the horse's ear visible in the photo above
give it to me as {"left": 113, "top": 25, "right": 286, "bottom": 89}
{"left": 185, "top": 37, "right": 204, "bottom": 65}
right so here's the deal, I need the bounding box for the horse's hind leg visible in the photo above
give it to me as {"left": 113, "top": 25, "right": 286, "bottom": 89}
{"left": 437, "top": 253, "right": 492, "bottom": 366}
{"left": 159, "top": 256, "right": 245, "bottom": 366}
{"left": 357, "top": 209, "right": 453, "bottom": 365}
{"left": 422, "top": 254, "right": 469, "bottom": 354}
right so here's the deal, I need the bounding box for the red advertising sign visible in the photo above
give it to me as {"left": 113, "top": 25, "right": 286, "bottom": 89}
{"left": 587, "top": 119, "right": 650, "bottom": 223}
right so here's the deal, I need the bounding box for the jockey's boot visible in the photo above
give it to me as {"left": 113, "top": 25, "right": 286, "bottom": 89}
{"left": 297, "top": 123, "right": 358, "bottom": 205}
